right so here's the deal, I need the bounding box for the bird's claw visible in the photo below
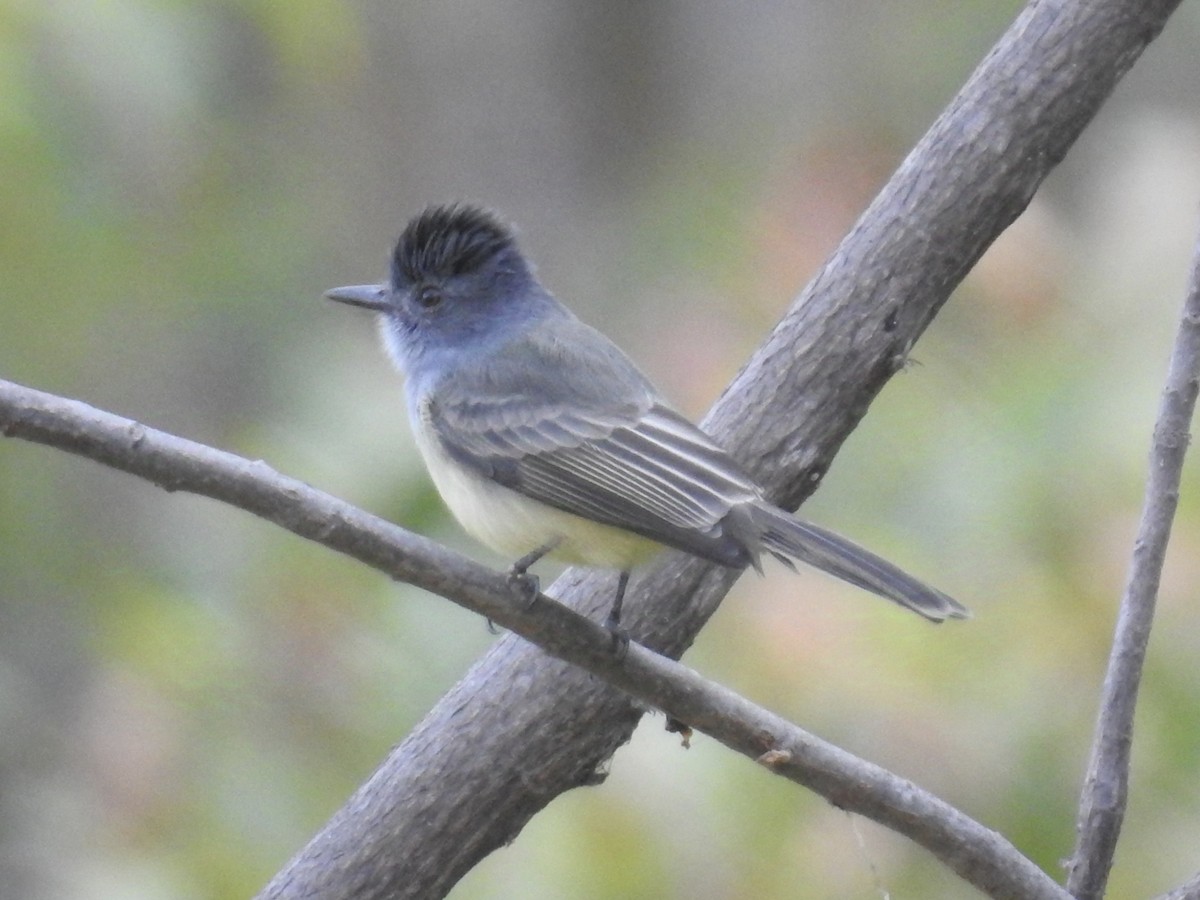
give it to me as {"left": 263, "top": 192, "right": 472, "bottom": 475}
{"left": 507, "top": 568, "right": 541, "bottom": 607}
{"left": 604, "top": 611, "right": 630, "bottom": 660}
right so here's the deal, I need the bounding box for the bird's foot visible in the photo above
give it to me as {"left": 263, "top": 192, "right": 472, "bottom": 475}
{"left": 506, "top": 567, "right": 541, "bottom": 608}
{"left": 604, "top": 609, "right": 630, "bottom": 660}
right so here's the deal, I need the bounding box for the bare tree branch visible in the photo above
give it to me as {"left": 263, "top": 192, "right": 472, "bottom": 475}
{"left": 0, "top": 379, "right": 1067, "bottom": 899}
{"left": 1066, "top": 223, "right": 1200, "bottom": 898}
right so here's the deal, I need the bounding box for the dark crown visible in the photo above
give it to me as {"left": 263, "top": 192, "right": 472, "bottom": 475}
{"left": 392, "top": 204, "right": 524, "bottom": 284}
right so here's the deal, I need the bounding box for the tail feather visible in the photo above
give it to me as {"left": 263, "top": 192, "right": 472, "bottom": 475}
{"left": 746, "top": 503, "right": 969, "bottom": 623}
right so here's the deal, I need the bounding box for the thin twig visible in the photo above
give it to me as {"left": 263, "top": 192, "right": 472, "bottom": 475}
{"left": 1067, "top": 224, "right": 1200, "bottom": 898}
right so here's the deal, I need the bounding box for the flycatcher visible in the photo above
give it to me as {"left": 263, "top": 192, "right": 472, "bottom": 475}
{"left": 326, "top": 204, "right": 968, "bottom": 629}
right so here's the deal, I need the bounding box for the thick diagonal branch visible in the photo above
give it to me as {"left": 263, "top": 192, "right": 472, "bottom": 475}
{"left": 249, "top": 2, "right": 1181, "bottom": 898}
{"left": 266, "top": 1, "right": 1177, "bottom": 898}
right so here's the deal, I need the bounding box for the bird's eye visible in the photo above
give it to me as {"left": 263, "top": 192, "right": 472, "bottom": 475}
{"left": 415, "top": 286, "right": 444, "bottom": 310}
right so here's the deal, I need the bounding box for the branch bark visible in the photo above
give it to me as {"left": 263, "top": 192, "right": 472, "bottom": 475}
{"left": 1066, "top": 222, "right": 1200, "bottom": 898}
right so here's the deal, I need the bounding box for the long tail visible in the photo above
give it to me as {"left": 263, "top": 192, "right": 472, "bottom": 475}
{"left": 746, "top": 503, "right": 970, "bottom": 622}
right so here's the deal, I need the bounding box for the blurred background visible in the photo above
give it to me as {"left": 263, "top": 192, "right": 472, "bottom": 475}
{"left": 2, "top": 1, "right": 1200, "bottom": 897}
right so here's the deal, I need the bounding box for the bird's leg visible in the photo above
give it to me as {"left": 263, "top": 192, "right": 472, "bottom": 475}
{"left": 488, "top": 539, "right": 564, "bottom": 634}
{"left": 605, "top": 570, "right": 631, "bottom": 658}
{"left": 506, "top": 538, "right": 563, "bottom": 606}
{"left": 605, "top": 570, "right": 631, "bottom": 627}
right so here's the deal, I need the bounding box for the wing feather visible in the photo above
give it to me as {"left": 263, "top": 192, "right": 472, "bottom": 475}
{"left": 422, "top": 318, "right": 758, "bottom": 566}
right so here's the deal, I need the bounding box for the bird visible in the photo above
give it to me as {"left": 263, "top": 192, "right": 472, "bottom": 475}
{"left": 325, "top": 204, "right": 969, "bottom": 633}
